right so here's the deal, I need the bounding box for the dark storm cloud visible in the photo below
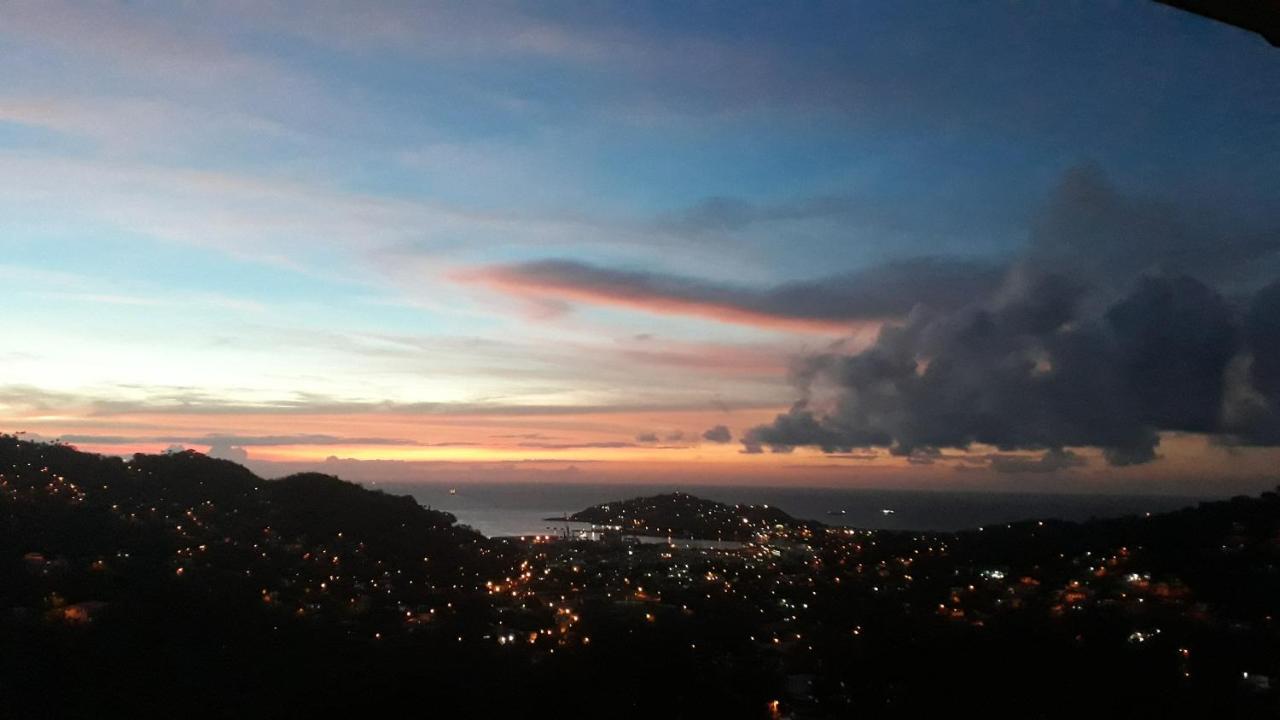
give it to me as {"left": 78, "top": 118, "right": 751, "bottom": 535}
{"left": 743, "top": 169, "right": 1280, "bottom": 466}
{"left": 986, "top": 448, "right": 1086, "bottom": 474}
{"left": 1028, "top": 165, "right": 1280, "bottom": 293}
{"left": 702, "top": 425, "right": 732, "bottom": 443}
{"left": 743, "top": 271, "right": 1257, "bottom": 465}
{"left": 1222, "top": 279, "right": 1280, "bottom": 444}
{"left": 467, "top": 257, "right": 1003, "bottom": 329}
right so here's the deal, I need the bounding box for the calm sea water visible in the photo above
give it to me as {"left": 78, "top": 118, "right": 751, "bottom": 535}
{"left": 372, "top": 482, "right": 1206, "bottom": 538}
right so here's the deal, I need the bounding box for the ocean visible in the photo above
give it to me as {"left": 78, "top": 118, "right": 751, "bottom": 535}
{"left": 372, "top": 482, "right": 1208, "bottom": 538}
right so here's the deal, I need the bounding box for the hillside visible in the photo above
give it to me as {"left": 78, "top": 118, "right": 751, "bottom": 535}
{"left": 4, "top": 434, "right": 1280, "bottom": 719}
{"left": 0, "top": 435, "right": 522, "bottom": 717}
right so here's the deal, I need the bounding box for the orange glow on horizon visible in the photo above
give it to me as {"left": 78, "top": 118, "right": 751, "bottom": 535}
{"left": 8, "top": 406, "right": 1280, "bottom": 494}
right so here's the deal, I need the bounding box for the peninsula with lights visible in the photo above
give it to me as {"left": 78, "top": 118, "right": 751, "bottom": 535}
{"left": 554, "top": 492, "right": 824, "bottom": 542}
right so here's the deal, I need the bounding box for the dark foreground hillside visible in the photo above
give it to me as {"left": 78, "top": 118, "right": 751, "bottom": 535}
{"left": 2, "top": 435, "right": 1279, "bottom": 719}
{"left": 0, "top": 436, "right": 763, "bottom": 718}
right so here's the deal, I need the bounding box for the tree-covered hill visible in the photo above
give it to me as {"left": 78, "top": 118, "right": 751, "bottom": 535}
{"left": 4, "top": 434, "right": 1280, "bottom": 719}
{"left": 565, "top": 491, "right": 824, "bottom": 541}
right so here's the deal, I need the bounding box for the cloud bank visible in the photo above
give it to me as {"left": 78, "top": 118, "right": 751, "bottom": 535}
{"left": 743, "top": 168, "right": 1280, "bottom": 465}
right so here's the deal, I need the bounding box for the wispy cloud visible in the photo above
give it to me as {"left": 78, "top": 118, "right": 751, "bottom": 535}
{"left": 0, "top": 384, "right": 772, "bottom": 418}
{"left": 57, "top": 433, "right": 441, "bottom": 447}
{"left": 456, "top": 257, "right": 1002, "bottom": 332}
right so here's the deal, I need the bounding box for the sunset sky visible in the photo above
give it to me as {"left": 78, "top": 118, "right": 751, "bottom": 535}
{"left": 2, "top": 2, "right": 1279, "bottom": 494}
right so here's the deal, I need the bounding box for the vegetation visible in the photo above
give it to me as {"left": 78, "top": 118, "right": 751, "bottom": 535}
{"left": 2, "top": 435, "right": 1279, "bottom": 718}
{"left": 564, "top": 491, "right": 823, "bottom": 541}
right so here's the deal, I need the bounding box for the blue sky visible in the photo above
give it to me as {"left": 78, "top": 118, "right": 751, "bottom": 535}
{"left": 1, "top": 1, "right": 1278, "bottom": 491}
